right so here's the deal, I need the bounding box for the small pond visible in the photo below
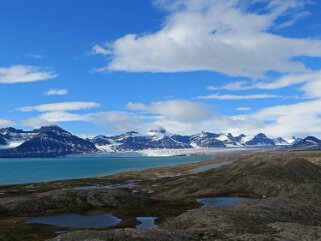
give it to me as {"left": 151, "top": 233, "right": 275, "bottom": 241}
{"left": 191, "top": 160, "right": 234, "bottom": 173}
{"left": 26, "top": 213, "right": 122, "bottom": 229}
{"left": 197, "top": 197, "right": 255, "bottom": 208}
{"left": 136, "top": 217, "right": 158, "bottom": 229}
{"left": 73, "top": 180, "right": 136, "bottom": 191}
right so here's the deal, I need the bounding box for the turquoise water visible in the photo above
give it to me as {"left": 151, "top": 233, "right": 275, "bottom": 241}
{"left": 0, "top": 155, "right": 207, "bottom": 185}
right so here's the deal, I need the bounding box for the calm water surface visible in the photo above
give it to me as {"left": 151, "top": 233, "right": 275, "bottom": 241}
{"left": 26, "top": 213, "right": 121, "bottom": 228}
{"left": 190, "top": 160, "right": 234, "bottom": 173}
{"left": 136, "top": 217, "right": 158, "bottom": 229}
{"left": 0, "top": 155, "right": 208, "bottom": 185}
{"left": 197, "top": 197, "right": 255, "bottom": 208}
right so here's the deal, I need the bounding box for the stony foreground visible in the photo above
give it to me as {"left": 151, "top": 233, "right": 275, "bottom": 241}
{"left": 1, "top": 151, "right": 321, "bottom": 241}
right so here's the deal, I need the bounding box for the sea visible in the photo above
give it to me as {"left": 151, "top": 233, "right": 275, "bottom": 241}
{"left": 0, "top": 155, "right": 208, "bottom": 185}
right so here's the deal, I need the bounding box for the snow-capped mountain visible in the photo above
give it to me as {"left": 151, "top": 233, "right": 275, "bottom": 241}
{"left": 286, "top": 136, "right": 303, "bottom": 145}
{"left": 293, "top": 136, "right": 321, "bottom": 149}
{"left": 245, "top": 133, "right": 275, "bottom": 146}
{"left": 0, "top": 136, "right": 7, "bottom": 146}
{"left": 0, "top": 127, "right": 36, "bottom": 149}
{"left": 0, "top": 125, "right": 97, "bottom": 157}
{"left": 88, "top": 129, "right": 306, "bottom": 152}
{"left": 273, "top": 137, "right": 290, "bottom": 146}
{"left": 189, "top": 132, "right": 225, "bottom": 148}
{"left": 89, "top": 135, "right": 112, "bottom": 146}
{"left": 215, "top": 132, "right": 246, "bottom": 147}
{"left": 0, "top": 125, "right": 320, "bottom": 157}
{"left": 92, "top": 128, "right": 192, "bottom": 151}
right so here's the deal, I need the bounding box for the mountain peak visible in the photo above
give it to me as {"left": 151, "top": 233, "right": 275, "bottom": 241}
{"left": 246, "top": 133, "right": 274, "bottom": 146}
{"left": 148, "top": 127, "right": 167, "bottom": 134}
{"left": 35, "top": 125, "right": 71, "bottom": 136}
{"left": 255, "top": 133, "right": 268, "bottom": 138}
{"left": 0, "top": 127, "right": 24, "bottom": 134}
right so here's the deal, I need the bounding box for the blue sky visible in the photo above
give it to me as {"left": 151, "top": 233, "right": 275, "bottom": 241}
{"left": 1, "top": 0, "right": 321, "bottom": 138}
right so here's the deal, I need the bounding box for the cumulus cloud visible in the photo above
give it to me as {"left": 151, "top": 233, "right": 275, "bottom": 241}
{"left": 198, "top": 93, "right": 281, "bottom": 100}
{"left": 91, "top": 98, "right": 321, "bottom": 137}
{"left": 97, "top": 0, "right": 321, "bottom": 78}
{"left": 18, "top": 101, "right": 100, "bottom": 112}
{"left": 0, "top": 65, "right": 57, "bottom": 84}
{"left": 91, "top": 112, "right": 142, "bottom": 131}
{"left": 127, "top": 100, "right": 211, "bottom": 122}
{"left": 125, "top": 99, "right": 321, "bottom": 137}
{"left": 18, "top": 97, "right": 321, "bottom": 138}
{"left": 44, "top": 89, "right": 68, "bottom": 96}
{"left": 242, "top": 99, "right": 321, "bottom": 137}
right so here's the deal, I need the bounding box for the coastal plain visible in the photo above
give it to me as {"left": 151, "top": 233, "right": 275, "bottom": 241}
{"left": 1, "top": 151, "right": 321, "bottom": 241}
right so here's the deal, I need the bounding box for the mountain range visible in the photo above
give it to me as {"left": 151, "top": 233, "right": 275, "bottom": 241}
{"left": 0, "top": 125, "right": 319, "bottom": 158}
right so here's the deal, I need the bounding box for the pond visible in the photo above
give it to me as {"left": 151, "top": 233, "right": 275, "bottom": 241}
{"left": 197, "top": 197, "right": 255, "bottom": 208}
{"left": 190, "top": 160, "right": 234, "bottom": 173}
{"left": 136, "top": 217, "right": 158, "bottom": 229}
{"left": 26, "top": 213, "right": 122, "bottom": 229}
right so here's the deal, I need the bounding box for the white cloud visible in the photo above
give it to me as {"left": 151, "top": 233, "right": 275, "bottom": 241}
{"left": 0, "top": 119, "right": 14, "bottom": 127}
{"left": 242, "top": 99, "right": 321, "bottom": 137}
{"left": 276, "top": 10, "right": 310, "bottom": 29}
{"left": 0, "top": 65, "right": 57, "bottom": 84}
{"left": 22, "top": 111, "right": 91, "bottom": 127}
{"left": 98, "top": 0, "right": 321, "bottom": 78}
{"left": 22, "top": 112, "right": 93, "bottom": 128}
{"left": 44, "top": 89, "right": 68, "bottom": 96}
{"left": 90, "top": 44, "right": 112, "bottom": 56}
{"left": 198, "top": 93, "right": 281, "bottom": 100}
{"left": 18, "top": 101, "right": 100, "bottom": 112}
{"left": 91, "top": 112, "right": 142, "bottom": 131}
{"left": 22, "top": 118, "right": 51, "bottom": 128}
{"left": 252, "top": 71, "right": 321, "bottom": 99}
{"left": 134, "top": 98, "right": 321, "bottom": 137}
{"left": 207, "top": 81, "right": 251, "bottom": 91}
{"left": 236, "top": 107, "right": 251, "bottom": 111}
{"left": 127, "top": 100, "right": 211, "bottom": 122}
{"left": 17, "top": 97, "right": 321, "bottom": 138}
{"left": 210, "top": 71, "right": 321, "bottom": 99}
{"left": 39, "top": 112, "right": 91, "bottom": 122}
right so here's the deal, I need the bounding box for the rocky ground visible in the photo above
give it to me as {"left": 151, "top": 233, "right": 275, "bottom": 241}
{"left": 1, "top": 151, "right": 321, "bottom": 241}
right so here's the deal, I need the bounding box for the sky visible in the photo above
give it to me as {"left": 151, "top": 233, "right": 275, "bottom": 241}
{"left": 1, "top": 0, "right": 321, "bottom": 138}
